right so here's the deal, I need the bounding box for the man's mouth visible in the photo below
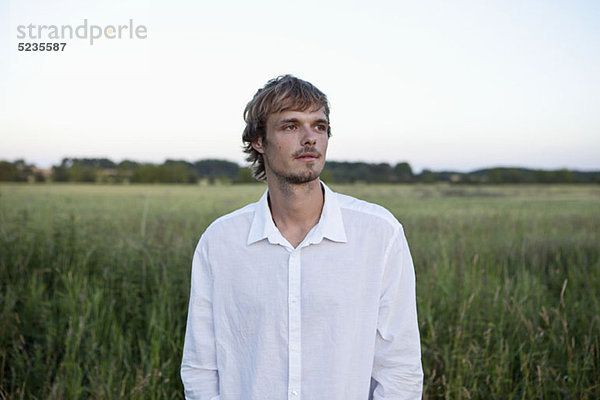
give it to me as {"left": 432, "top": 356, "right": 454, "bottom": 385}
{"left": 295, "top": 152, "right": 319, "bottom": 161}
{"left": 293, "top": 147, "right": 321, "bottom": 161}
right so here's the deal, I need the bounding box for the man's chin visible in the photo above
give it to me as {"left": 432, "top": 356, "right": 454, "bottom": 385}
{"left": 285, "top": 173, "right": 320, "bottom": 185}
{"left": 271, "top": 169, "right": 321, "bottom": 185}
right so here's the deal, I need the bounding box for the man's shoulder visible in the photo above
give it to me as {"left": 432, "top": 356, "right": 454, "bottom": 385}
{"left": 202, "top": 201, "right": 257, "bottom": 238}
{"left": 333, "top": 190, "right": 402, "bottom": 231}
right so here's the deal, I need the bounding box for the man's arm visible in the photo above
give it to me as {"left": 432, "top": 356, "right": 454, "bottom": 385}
{"left": 371, "top": 225, "right": 423, "bottom": 399}
{"left": 181, "top": 237, "right": 220, "bottom": 400}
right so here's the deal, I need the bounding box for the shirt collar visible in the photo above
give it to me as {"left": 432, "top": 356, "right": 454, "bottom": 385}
{"left": 247, "top": 180, "right": 347, "bottom": 246}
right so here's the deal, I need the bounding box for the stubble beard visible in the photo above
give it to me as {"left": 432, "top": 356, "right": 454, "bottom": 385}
{"left": 273, "top": 167, "right": 320, "bottom": 185}
{"left": 265, "top": 147, "right": 324, "bottom": 186}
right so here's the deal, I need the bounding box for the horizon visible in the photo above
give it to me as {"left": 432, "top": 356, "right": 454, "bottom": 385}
{"left": 4, "top": 155, "right": 598, "bottom": 175}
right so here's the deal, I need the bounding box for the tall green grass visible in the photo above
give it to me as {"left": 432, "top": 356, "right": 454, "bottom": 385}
{"left": 0, "top": 183, "right": 598, "bottom": 399}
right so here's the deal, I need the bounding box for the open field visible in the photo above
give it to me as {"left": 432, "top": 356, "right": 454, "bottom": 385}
{"left": 1, "top": 183, "right": 599, "bottom": 399}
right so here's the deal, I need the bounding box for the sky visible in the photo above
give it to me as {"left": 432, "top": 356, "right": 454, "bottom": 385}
{"left": 1, "top": 0, "right": 599, "bottom": 172}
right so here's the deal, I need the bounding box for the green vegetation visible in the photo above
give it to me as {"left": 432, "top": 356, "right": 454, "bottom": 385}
{"left": 1, "top": 183, "right": 598, "bottom": 399}
{"left": 2, "top": 158, "right": 599, "bottom": 184}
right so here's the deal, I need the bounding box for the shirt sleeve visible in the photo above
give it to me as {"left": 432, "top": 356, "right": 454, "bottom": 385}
{"left": 371, "top": 225, "right": 423, "bottom": 399}
{"left": 181, "top": 236, "right": 220, "bottom": 400}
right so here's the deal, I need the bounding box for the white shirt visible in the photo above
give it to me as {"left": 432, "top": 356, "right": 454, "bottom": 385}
{"left": 181, "top": 182, "right": 423, "bottom": 400}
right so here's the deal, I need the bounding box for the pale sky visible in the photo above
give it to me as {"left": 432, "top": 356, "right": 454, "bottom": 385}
{"left": 1, "top": 0, "right": 599, "bottom": 172}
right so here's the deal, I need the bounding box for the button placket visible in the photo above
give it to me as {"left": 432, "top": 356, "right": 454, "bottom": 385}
{"left": 288, "top": 250, "right": 302, "bottom": 399}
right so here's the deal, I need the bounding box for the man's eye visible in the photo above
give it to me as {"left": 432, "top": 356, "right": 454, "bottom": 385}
{"left": 284, "top": 125, "right": 296, "bottom": 131}
{"left": 316, "top": 125, "right": 327, "bottom": 132}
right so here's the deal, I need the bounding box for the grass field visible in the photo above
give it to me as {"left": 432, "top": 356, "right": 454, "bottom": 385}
{"left": 1, "top": 183, "right": 598, "bottom": 399}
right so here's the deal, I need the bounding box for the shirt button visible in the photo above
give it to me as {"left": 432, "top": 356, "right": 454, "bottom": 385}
{"left": 292, "top": 390, "right": 298, "bottom": 396}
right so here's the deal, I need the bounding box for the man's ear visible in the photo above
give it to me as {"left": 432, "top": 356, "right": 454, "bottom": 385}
{"left": 251, "top": 137, "right": 265, "bottom": 154}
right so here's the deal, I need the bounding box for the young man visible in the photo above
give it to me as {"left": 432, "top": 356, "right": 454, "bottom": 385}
{"left": 181, "top": 75, "right": 423, "bottom": 399}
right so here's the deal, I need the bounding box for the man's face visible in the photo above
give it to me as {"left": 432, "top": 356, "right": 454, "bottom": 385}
{"left": 252, "top": 107, "right": 329, "bottom": 185}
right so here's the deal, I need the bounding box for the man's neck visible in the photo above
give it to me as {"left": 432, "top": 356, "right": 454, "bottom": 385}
{"left": 266, "top": 178, "right": 324, "bottom": 248}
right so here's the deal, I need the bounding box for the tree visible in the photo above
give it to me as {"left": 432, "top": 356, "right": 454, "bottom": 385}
{"left": 193, "top": 159, "right": 240, "bottom": 182}
{"left": 132, "top": 164, "right": 160, "bottom": 183}
{"left": 394, "top": 162, "right": 414, "bottom": 183}
{"left": 0, "top": 161, "right": 19, "bottom": 181}
{"left": 234, "top": 167, "right": 258, "bottom": 183}
{"left": 419, "top": 169, "right": 436, "bottom": 183}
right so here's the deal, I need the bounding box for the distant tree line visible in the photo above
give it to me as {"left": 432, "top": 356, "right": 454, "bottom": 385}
{"left": 0, "top": 158, "right": 598, "bottom": 184}
{"left": 49, "top": 158, "right": 248, "bottom": 184}
{"left": 0, "top": 160, "right": 46, "bottom": 182}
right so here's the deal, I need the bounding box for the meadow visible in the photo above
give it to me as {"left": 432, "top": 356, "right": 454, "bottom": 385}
{"left": 0, "top": 183, "right": 598, "bottom": 399}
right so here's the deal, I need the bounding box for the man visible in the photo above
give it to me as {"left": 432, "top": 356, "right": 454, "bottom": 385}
{"left": 181, "top": 75, "right": 423, "bottom": 399}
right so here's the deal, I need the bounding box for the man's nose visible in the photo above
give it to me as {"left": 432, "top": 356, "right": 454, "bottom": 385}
{"left": 300, "top": 125, "right": 318, "bottom": 146}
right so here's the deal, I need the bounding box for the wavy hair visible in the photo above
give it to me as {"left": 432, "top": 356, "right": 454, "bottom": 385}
{"left": 242, "top": 75, "right": 331, "bottom": 181}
